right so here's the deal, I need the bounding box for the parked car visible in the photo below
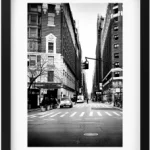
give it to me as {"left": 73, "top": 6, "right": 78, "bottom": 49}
{"left": 60, "top": 97, "right": 73, "bottom": 108}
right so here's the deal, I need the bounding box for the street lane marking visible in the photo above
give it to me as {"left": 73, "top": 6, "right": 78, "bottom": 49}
{"left": 97, "top": 112, "right": 102, "bottom": 116}
{"left": 70, "top": 112, "right": 77, "bottom": 117}
{"left": 84, "top": 133, "right": 98, "bottom": 136}
{"left": 28, "top": 115, "right": 36, "bottom": 118}
{"left": 36, "top": 112, "right": 48, "bottom": 115}
{"left": 79, "top": 112, "right": 85, "bottom": 117}
{"left": 60, "top": 112, "right": 69, "bottom": 117}
{"left": 113, "top": 112, "right": 120, "bottom": 116}
{"left": 105, "top": 112, "right": 112, "bottom": 116}
{"left": 89, "top": 112, "right": 93, "bottom": 116}
{"left": 50, "top": 112, "right": 62, "bottom": 117}
{"left": 39, "top": 112, "right": 54, "bottom": 118}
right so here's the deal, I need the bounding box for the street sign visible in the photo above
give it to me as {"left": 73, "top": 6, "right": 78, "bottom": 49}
{"left": 96, "top": 92, "right": 101, "bottom": 94}
{"left": 116, "top": 88, "right": 120, "bottom": 93}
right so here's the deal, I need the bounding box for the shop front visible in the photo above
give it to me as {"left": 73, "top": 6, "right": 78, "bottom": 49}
{"left": 28, "top": 82, "right": 76, "bottom": 106}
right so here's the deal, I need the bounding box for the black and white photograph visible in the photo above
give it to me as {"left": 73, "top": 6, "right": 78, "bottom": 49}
{"left": 27, "top": 2, "right": 123, "bottom": 147}
{"left": 10, "top": 0, "right": 142, "bottom": 150}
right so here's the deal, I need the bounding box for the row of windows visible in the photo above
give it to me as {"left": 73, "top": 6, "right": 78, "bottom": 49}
{"left": 28, "top": 55, "right": 55, "bottom": 67}
{"left": 63, "top": 70, "right": 75, "bottom": 83}
{"left": 103, "top": 71, "right": 122, "bottom": 85}
{"left": 45, "top": 71, "right": 75, "bottom": 84}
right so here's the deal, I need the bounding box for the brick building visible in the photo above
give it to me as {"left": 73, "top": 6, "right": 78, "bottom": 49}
{"left": 101, "top": 3, "right": 123, "bottom": 103}
{"left": 27, "top": 3, "right": 82, "bottom": 108}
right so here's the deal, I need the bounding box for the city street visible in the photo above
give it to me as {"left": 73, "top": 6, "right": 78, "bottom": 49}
{"left": 28, "top": 101, "right": 122, "bottom": 147}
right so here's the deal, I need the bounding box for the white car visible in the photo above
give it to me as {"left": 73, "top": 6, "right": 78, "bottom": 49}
{"left": 60, "top": 97, "right": 73, "bottom": 108}
{"left": 77, "top": 95, "right": 84, "bottom": 103}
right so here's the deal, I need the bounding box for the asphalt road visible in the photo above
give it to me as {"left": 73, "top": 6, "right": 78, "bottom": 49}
{"left": 28, "top": 101, "right": 122, "bottom": 147}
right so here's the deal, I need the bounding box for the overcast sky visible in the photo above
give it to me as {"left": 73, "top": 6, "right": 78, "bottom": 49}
{"left": 70, "top": 3, "right": 108, "bottom": 94}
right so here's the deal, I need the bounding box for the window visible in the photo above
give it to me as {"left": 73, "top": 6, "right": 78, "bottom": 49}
{"left": 113, "top": 8, "right": 118, "bottom": 14}
{"left": 29, "top": 28, "right": 37, "bottom": 38}
{"left": 48, "top": 13, "right": 55, "bottom": 26}
{"left": 48, "top": 42, "right": 54, "bottom": 53}
{"left": 28, "top": 55, "right": 41, "bottom": 68}
{"left": 114, "top": 35, "right": 119, "bottom": 40}
{"left": 48, "top": 56, "right": 54, "bottom": 65}
{"left": 114, "top": 53, "right": 119, "bottom": 58}
{"left": 114, "top": 62, "right": 119, "bottom": 67}
{"left": 46, "top": 33, "right": 56, "bottom": 53}
{"left": 30, "top": 4, "right": 38, "bottom": 12}
{"left": 48, "top": 71, "right": 54, "bottom": 82}
{"left": 48, "top": 4, "right": 55, "bottom": 13}
{"left": 114, "top": 43, "right": 119, "bottom": 48}
{"left": 29, "top": 55, "right": 36, "bottom": 67}
{"left": 114, "top": 17, "right": 118, "bottom": 22}
{"left": 30, "top": 14, "right": 38, "bottom": 24}
{"left": 114, "top": 26, "right": 119, "bottom": 31}
{"left": 114, "top": 72, "right": 120, "bottom": 77}
{"left": 28, "top": 41, "right": 38, "bottom": 51}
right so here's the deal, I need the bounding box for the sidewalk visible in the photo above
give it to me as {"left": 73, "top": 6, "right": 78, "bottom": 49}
{"left": 106, "top": 102, "right": 123, "bottom": 111}
{"left": 28, "top": 107, "right": 41, "bottom": 112}
{"left": 28, "top": 105, "right": 60, "bottom": 113}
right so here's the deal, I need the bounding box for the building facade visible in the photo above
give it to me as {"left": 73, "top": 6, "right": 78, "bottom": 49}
{"left": 92, "top": 15, "right": 104, "bottom": 101}
{"left": 27, "top": 3, "right": 82, "bottom": 108}
{"left": 101, "top": 3, "right": 123, "bottom": 103}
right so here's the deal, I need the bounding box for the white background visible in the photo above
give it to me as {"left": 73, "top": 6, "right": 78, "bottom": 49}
{"left": 11, "top": 0, "right": 140, "bottom": 150}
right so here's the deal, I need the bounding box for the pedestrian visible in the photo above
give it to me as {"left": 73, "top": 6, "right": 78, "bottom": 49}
{"left": 87, "top": 98, "right": 89, "bottom": 104}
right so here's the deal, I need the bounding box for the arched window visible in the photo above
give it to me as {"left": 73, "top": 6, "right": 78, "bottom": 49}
{"left": 45, "top": 33, "right": 56, "bottom": 53}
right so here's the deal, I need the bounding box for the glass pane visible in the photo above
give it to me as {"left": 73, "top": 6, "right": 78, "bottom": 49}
{"left": 30, "top": 28, "right": 37, "bottom": 37}
{"left": 48, "top": 42, "right": 54, "bottom": 53}
{"left": 30, "top": 14, "right": 37, "bottom": 24}
{"left": 30, "top": 55, "right": 36, "bottom": 66}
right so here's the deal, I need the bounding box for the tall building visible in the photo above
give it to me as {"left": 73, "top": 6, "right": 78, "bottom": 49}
{"left": 92, "top": 15, "right": 104, "bottom": 101}
{"left": 27, "top": 3, "right": 82, "bottom": 108}
{"left": 101, "top": 3, "right": 123, "bottom": 103}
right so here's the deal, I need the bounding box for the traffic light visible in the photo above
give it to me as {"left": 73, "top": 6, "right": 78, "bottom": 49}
{"left": 82, "top": 60, "right": 89, "bottom": 69}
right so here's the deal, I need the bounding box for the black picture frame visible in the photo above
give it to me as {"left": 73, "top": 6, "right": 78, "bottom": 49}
{"left": 140, "top": 0, "right": 149, "bottom": 149}
{"left": 1, "top": 0, "right": 149, "bottom": 150}
{"left": 2, "top": 0, "right": 11, "bottom": 150}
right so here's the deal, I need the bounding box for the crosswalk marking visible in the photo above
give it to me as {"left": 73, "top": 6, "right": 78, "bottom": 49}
{"left": 97, "top": 112, "right": 102, "bottom": 116}
{"left": 28, "top": 110, "right": 122, "bottom": 119}
{"left": 105, "top": 112, "right": 112, "bottom": 116}
{"left": 28, "top": 115, "right": 36, "bottom": 118}
{"left": 113, "top": 112, "right": 120, "bottom": 116}
{"left": 50, "top": 112, "right": 62, "bottom": 117}
{"left": 70, "top": 112, "right": 77, "bottom": 117}
{"left": 60, "top": 112, "right": 69, "bottom": 117}
{"left": 39, "top": 112, "right": 54, "bottom": 118}
{"left": 79, "top": 112, "right": 85, "bottom": 117}
{"left": 89, "top": 112, "right": 93, "bottom": 116}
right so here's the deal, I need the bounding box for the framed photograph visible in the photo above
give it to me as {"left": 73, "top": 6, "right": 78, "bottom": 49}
{"left": 1, "top": 0, "right": 149, "bottom": 150}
